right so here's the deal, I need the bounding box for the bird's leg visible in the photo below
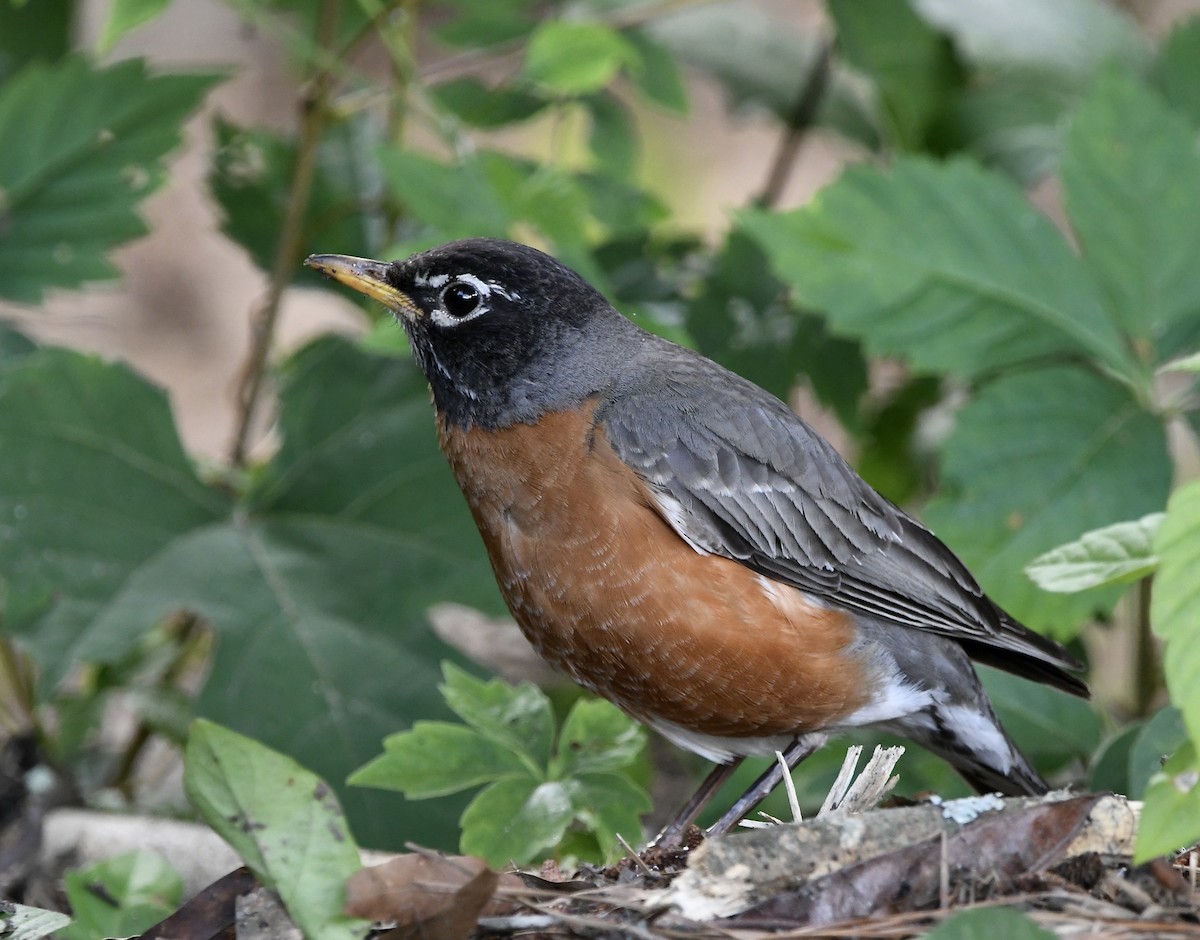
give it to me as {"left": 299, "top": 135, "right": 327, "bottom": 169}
{"left": 652, "top": 758, "right": 743, "bottom": 849}
{"left": 705, "top": 734, "right": 826, "bottom": 838}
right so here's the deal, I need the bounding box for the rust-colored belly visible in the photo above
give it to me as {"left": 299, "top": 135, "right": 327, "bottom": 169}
{"left": 438, "top": 403, "right": 869, "bottom": 737}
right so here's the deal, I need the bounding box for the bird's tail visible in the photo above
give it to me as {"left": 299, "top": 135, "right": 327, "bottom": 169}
{"left": 888, "top": 701, "right": 1049, "bottom": 798}
{"left": 946, "top": 736, "right": 1048, "bottom": 797}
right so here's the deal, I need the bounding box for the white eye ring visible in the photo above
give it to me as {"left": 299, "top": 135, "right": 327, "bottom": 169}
{"left": 440, "top": 280, "right": 482, "bottom": 319}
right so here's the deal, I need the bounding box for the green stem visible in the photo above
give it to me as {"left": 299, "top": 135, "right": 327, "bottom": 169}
{"left": 1132, "top": 575, "right": 1159, "bottom": 718}
{"left": 112, "top": 612, "right": 207, "bottom": 798}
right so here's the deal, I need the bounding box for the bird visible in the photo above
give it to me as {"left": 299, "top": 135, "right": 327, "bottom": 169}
{"left": 305, "top": 238, "right": 1087, "bottom": 847}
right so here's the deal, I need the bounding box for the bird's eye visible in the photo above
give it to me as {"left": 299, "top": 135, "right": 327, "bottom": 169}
{"left": 440, "top": 281, "right": 482, "bottom": 319}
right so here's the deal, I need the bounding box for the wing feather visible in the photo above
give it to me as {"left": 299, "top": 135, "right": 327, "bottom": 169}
{"left": 599, "top": 352, "right": 1085, "bottom": 696}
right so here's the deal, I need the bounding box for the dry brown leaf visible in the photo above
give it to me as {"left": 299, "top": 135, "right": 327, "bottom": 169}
{"left": 344, "top": 852, "right": 498, "bottom": 940}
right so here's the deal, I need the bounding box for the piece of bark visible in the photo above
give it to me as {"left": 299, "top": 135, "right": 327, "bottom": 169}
{"left": 665, "top": 791, "right": 1127, "bottom": 921}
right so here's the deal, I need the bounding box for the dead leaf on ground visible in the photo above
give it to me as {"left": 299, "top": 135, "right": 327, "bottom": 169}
{"left": 140, "top": 866, "right": 258, "bottom": 940}
{"left": 344, "top": 851, "right": 498, "bottom": 940}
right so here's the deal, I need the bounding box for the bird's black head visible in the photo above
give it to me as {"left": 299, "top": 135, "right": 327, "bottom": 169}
{"left": 306, "top": 238, "right": 644, "bottom": 428}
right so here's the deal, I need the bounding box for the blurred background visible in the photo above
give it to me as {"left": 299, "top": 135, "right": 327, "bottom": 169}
{"left": 3, "top": 0, "right": 1200, "bottom": 876}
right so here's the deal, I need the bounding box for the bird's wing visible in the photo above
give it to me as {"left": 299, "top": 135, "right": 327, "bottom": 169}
{"left": 598, "top": 357, "right": 1085, "bottom": 694}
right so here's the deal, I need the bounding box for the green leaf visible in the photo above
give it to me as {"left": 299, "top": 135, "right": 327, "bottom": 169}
{"left": 923, "top": 367, "right": 1171, "bottom": 636}
{"left": 350, "top": 721, "right": 529, "bottom": 798}
{"left": 97, "top": 0, "right": 173, "bottom": 52}
{"left": 1062, "top": 72, "right": 1200, "bottom": 358}
{"left": 436, "top": 0, "right": 539, "bottom": 48}
{"left": 1088, "top": 723, "right": 1140, "bottom": 794}
{"left": 1025, "top": 513, "right": 1163, "bottom": 594}
{"left": 379, "top": 149, "right": 511, "bottom": 241}
{"left": 460, "top": 777, "right": 575, "bottom": 866}
{"left": 553, "top": 698, "right": 644, "bottom": 778}
{"left": 0, "top": 322, "right": 36, "bottom": 364}
{"left": 645, "top": 3, "right": 816, "bottom": 119}
{"left": 440, "top": 662, "right": 554, "bottom": 770}
{"left": 523, "top": 20, "right": 638, "bottom": 95}
{"left": 911, "top": 0, "right": 1147, "bottom": 84}
{"left": 52, "top": 337, "right": 500, "bottom": 848}
{"left": 0, "top": 57, "right": 218, "bottom": 303}
{"left": 923, "top": 905, "right": 1057, "bottom": 940}
{"left": 567, "top": 773, "right": 651, "bottom": 856}
{"left": 1152, "top": 16, "right": 1200, "bottom": 130}
{"left": 625, "top": 30, "right": 688, "bottom": 113}
{"left": 1129, "top": 706, "right": 1188, "bottom": 799}
{"left": 0, "top": 349, "right": 229, "bottom": 670}
{"left": 686, "top": 229, "right": 867, "bottom": 428}
{"left": 210, "top": 118, "right": 373, "bottom": 285}
{"left": 828, "top": 0, "right": 961, "bottom": 150}
{"left": 1160, "top": 351, "right": 1200, "bottom": 374}
{"left": 1151, "top": 480, "right": 1200, "bottom": 748}
{"left": 741, "top": 158, "right": 1134, "bottom": 380}
{"left": 1135, "top": 739, "right": 1200, "bottom": 863}
{"left": 0, "top": 900, "right": 72, "bottom": 940}
{"left": 430, "top": 77, "right": 547, "bottom": 128}
{"left": 855, "top": 376, "right": 943, "bottom": 504}
{"left": 60, "top": 851, "right": 182, "bottom": 940}
{"left": 0, "top": 0, "right": 71, "bottom": 81}
{"left": 943, "top": 78, "right": 1075, "bottom": 184}
{"left": 184, "top": 720, "right": 369, "bottom": 940}
{"left": 586, "top": 92, "right": 637, "bottom": 176}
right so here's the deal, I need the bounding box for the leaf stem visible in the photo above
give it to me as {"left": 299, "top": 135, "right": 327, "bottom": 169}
{"left": 229, "top": 0, "right": 344, "bottom": 466}
{"left": 1132, "top": 575, "right": 1159, "bottom": 718}
{"left": 112, "top": 611, "right": 207, "bottom": 798}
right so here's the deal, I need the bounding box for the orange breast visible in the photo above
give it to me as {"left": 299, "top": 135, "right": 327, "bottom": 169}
{"left": 438, "top": 402, "right": 870, "bottom": 738}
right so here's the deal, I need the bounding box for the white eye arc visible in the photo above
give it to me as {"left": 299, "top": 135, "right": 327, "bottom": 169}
{"left": 426, "top": 273, "right": 521, "bottom": 328}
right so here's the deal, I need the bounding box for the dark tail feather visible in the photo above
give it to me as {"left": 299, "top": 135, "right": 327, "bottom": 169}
{"left": 951, "top": 744, "right": 1049, "bottom": 797}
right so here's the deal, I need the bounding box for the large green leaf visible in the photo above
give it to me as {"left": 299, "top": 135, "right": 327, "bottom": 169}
{"left": 645, "top": 1, "right": 880, "bottom": 149}
{"left": 0, "top": 57, "right": 218, "bottom": 303}
{"left": 685, "top": 229, "right": 867, "bottom": 429}
{"left": 6, "top": 336, "right": 503, "bottom": 847}
{"left": 741, "top": 158, "right": 1135, "bottom": 381}
{"left": 97, "top": 0, "right": 173, "bottom": 52}
{"left": 0, "top": 322, "right": 36, "bottom": 364}
{"left": 1152, "top": 16, "right": 1200, "bottom": 130}
{"left": 910, "top": 0, "right": 1147, "bottom": 85}
{"left": 1135, "top": 740, "right": 1200, "bottom": 863}
{"left": 1062, "top": 73, "right": 1200, "bottom": 359}
{"left": 185, "top": 721, "right": 369, "bottom": 940}
{"left": 0, "top": 349, "right": 229, "bottom": 669}
{"left": 0, "top": 0, "right": 72, "bottom": 81}
{"left": 923, "top": 367, "right": 1171, "bottom": 636}
{"left": 1152, "top": 480, "right": 1200, "bottom": 749}
{"left": 827, "top": 0, "right": 961, "bottom": 151}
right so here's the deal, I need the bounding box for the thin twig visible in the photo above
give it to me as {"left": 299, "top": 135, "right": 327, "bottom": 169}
{"left": 615, "top": 832, "right": 656, "bottom": 877}
{"left": 776, "top": 748, "right": 802, "bottom": 823}
{"left": 229, "top": 0, "right": 344, "bottom": 465}
{"left": 755, "top": 38, "right": 833, "bottom": 210}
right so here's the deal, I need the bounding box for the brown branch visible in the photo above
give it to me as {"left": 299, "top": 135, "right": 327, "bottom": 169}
{"left": 755, "top": 38, "right": 833, "bottom": 210}
{"left": 228, "top": 0, "right": 344, "bottom": 466}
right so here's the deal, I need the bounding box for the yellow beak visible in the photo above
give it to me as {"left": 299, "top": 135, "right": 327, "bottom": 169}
{"left": 304, "top": 254, "right": 422, "bottom": 320}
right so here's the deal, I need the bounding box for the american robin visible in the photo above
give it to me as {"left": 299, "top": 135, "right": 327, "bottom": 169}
{"left": 305, "top": 239, "right": 1087, "bottom": 846}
